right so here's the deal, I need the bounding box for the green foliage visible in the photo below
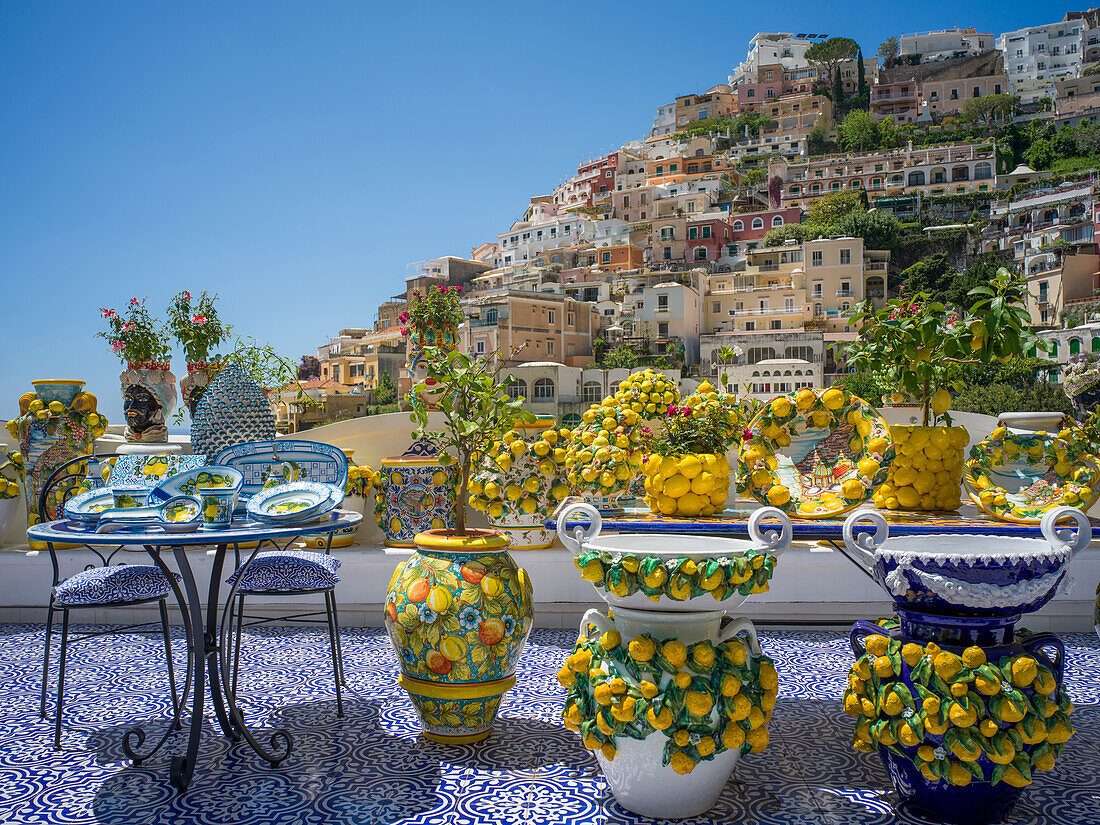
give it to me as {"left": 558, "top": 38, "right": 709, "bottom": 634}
{"left": 899, "top": 253, "right": 1016, "bottom": 311}
{"left": 831, "top": 371, "right": 893, "bottom": 405}
{"left": 808, "top": 190, "right": 864, "bottom": 226}
{"left": 601, "top": 345, "right": 638, "bottom": 370}
{"left": 805, "top": 37, "right": 860, "bottom": 81}
{"left": 166, "top": 291, "right": 231, "bottom": 363}
{"left": 807, "top": 123, "right": 839, "bottom": 155}
{"left": 951, "top": 381, "right": 1072, "bottom": 417}
{"left": 857, "top": 47, "right": 868, "bottom": 98}
{"left": 1027, "top": 138, "right": 1055, "bottom": 170}
{"left": 878, "top": 118, "right": 903, "bottom": 149}
{"left": 98, "top": 297, "right": 172, "bottom": 366}
{"left": 839, "top": 109, "right": 877, "bottom": 152}
{"left": 762, "top": 222, "right": 826, "bottom": 247}
{"left": 403, "top": 284, "right": 463, "bottom": 334}
{"left": 411, "top": 346, "right": 533, "bottom": 534}
{"left": 959, "top": 94, "right": 1018, "bottom": 124}
{"left": 831, "top": 208, "right": 903, "bottom": 250}
{"left": 877, "top": 37, "right": 899, "bottom": 61}
{"left": 374, "top": 370, "right": 396, "bottom": 406}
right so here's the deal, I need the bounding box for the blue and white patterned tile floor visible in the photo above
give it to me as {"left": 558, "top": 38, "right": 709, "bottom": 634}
{"left": 2, "top": 623, "right": 1099, "bottom": 825}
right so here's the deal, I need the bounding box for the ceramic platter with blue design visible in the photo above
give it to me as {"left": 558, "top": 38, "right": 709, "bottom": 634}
{"left": 64, "top": 488, "right": 116, "bottom": 524}
{"left": 147, "top": 465, "right": 244, "bottom": 506}
{"left": 246, "top": 481, "right": 343, "bottom": 524}
{"left": 74, "top": 495, "right": 204, "bottom": 533}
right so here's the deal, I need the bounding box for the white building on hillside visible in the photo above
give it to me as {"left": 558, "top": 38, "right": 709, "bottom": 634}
{"left": 900, "top": 28, "right": 994, "bottom": 61}
{"left": 650, "top": 103, "right": 676, "bottom": 137}
{"left": 998, "top": 14, "right": 1100, "bottom": 103}
{"left": 729, "top": 32, "right": 830, "bottom": 86}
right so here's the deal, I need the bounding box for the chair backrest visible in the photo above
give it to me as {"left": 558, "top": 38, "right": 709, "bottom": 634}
{"left": 106, "top": 454, "right": 207, "bottom": 488}
{"left": 212, "top": 440, "right": 348, "bottom": 502}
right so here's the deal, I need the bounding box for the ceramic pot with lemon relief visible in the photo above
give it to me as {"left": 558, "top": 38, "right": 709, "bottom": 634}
{"left": 468, "top": 416, "right": 571, "bottom": 549}
{"left": 375, "top": 437, "right": 457, "bottom": 547}
{"left": 875, "top": 425, "right": 968, "bottom": 512}
{"left": 641, "top": 453, "right": 731, "bottom": 517}
{"left": 384, "top": 528, "right": 534, "bottom": 743}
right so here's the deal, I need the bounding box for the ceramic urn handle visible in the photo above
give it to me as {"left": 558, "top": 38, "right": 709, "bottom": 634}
{"left": 748, "top": 506, "right": 793, "bottom": 554}
{"left": 556, "top": 501, "right": 602, "bottom": 556}
{"left": 578, "top": 608, "right": 616, "bottom": 639}
{"left": 1040, "top": 505, "right": 1092, "bottom": 555}
{"left": 842, "top": 509, "right": 889, "bottom": 569}
{"left": 718, "top": 616, "right": 762, "bottom": 657}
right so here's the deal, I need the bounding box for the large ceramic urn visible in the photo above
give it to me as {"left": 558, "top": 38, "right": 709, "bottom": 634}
{"left": 840, "top": 509, "right": 1085, "bottom": 825}
{"left": 384, "top": 528, "right": 534, "bottom": 743}
{"left": 554, "top": 502, "right": 790, "bottom": 819}
{"left": 374, "top": 437, "right": 457, "bottom": 547}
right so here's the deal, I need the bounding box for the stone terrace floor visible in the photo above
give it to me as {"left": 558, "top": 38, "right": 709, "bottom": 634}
{"left": 1, "top": 624, "right": 1099, "bottom": 825}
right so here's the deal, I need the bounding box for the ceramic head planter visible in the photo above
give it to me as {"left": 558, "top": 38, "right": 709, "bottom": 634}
{"left": 121, "top": 367, "right": 177, "bottom": 443}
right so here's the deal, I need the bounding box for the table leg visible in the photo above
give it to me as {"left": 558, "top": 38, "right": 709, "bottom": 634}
{"left": 211, "top": 541, "right": 293, "bottom": 767}
{"left": 168, "top": 545, "right": 209, "bottom": 793}
{"left": 122, "top": 546, "right": 195, "bottom": 768}
{"left": 203, "top": 544, "right": 236, "bottom": 739}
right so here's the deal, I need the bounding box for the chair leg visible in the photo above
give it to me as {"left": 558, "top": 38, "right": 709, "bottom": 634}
{"left": 325, "top": 591, "right": 344, "bottom": 717}
{"left": 40, "top": 602, "right": 56, "bottom": 718}
{"left": 54, "top": 609, "right": 70, "bottom": 750}
{"left": 231, "top": 592, "right": 245, "bottom": 698}
{"left": 159, "top": 600, "right": 181, "bottom": 729}
{"left": 330, "top": 590, "right": 347, "bottom": 688}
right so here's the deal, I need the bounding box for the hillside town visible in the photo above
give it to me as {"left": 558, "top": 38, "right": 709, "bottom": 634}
{"left": 285, "top": 13, "right": 1100, "bottom": 430}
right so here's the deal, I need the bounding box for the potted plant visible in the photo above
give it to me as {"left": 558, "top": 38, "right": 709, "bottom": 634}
{"left": 99, "top": 298, "right": 175, "bottom": 443}
{"left": 642, "top": 381, "right": 745, "bottom": 517}
{"left": 383, "top": 346, "right": 535, "bottom": 744}
{"left": 842, "top": 269, "right": 1042, "bottom": 511}
{"left": 166, "top": 290, "right": 231, "bottom": 415}
{"left": 400, "top": 284, "right": 464, "bottom": 409}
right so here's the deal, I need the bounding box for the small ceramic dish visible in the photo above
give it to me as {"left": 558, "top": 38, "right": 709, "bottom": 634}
{"left": 246, "top": 481, "right": 344, "bottom": 523}
{"left": 94, "top": 495, "right": 203, "bottom": 533}
{"left": 64, "top": 488, "right": 116, "bottom": 523}
{"left": 147, "top": 465, "right": 244, "bottom": 506}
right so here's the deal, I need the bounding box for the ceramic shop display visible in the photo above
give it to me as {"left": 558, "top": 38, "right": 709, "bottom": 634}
{"left": 246, "top": 481, "right": 343, "bottom": 525}
{"left": 384, "top": 529, "right": 534, "bottom": 743}
{"left": 190, "top": 365, "right": 276, "bottom": 461}
{"left": 739, "top": 387, "right": 893, "bottom": 519}
{"left": 879, "top": 424, "right": 970, "bottom": 512}
{"left": 840, "top": 509, "right": 1083, "bottom": 824}
{"left": 374, "top": 437, "right": 457, "bottom": 547}
{"left": 962, "top": 428, "right": 1100, "bottom": 524}
{"left": 555, "top": 501, "right": 789, "bottom": 819}
{"left": 120, "top": 367, "right": 177, "bottom": 443}
{"left": 93, "top": 495, "right": 203, "bottom": 533}
{"left": 469, "top": 416, "right": 571, "bottom": 549}
{"left": 6, "top": 380, "right": 107, "bottom": 545}
{"left": 642, "top": 452, "right": 732, "bottom": 518}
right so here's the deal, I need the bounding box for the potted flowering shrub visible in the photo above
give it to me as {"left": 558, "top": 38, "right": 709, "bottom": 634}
{"left": 843, "top": 268, "right": 1042, "bottom": 511}
{"left": 641, "top": 381, "right": 748, "bottom": 517}
{"left": 98, "top": 298, "right": 176, "bottom": 443}
{"left": 167, "top": 290, "right": 231, "bottom": 415}
{"left": 400, "top": 284, "right": 464, "bottom": 408}
{"left": 382, "top": 345, "right": 535, "bottom": 744}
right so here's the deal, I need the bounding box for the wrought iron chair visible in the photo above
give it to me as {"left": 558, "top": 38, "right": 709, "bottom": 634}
{"left": 37, "top": 454, "right": 191, "bottom": 752}
{"left": 214, "top": 440, "right": 350, "bottom": 717}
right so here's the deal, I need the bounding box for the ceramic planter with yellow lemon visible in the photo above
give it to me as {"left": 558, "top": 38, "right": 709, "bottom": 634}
{"left": 468, "top": 417, "right": 571, "bottom": 548}
{"left": 565, "top": 401, "right": 645, "bottom": 514}
{"left": 384, "top": 529, "right": 534, "bottom": 743}
{"left": 613, "top": 368, "right": 680, "bottom": 421}
{"left": 740, "top": 387, "right": 894, "bottom": 519}
{"left": 876, "top": 425, "right": 968, "bottom": 512}
{"left": 374, "top": 439, "right": 458, "bottom": 547}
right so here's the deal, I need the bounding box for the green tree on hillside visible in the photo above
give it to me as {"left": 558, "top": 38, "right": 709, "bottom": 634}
{"left": 857, "top": 47, "right": 868, "bottom": 100}
{"left": 831, "top": 210, "right": 903, "bottom": 250}
{"left": 877, "top": 37, "right": 900, "bottom": 62}
{"left": 878, "top": 118, "right": 903, "bottom": 149}
{"left": 806, "top": 37, "right": 861, "bottom": 94}
{"left": 839, "top": 109, "right": 878, "bottom": 151}
{"left": 808, "top": 190, "right": 864, "bottom": 226}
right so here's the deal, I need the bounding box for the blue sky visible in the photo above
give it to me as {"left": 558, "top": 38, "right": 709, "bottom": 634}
{"left": 0, "top": 1, "right": 1053, "bottom": 423}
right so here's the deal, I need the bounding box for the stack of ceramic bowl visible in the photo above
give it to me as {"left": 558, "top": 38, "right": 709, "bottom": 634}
{"left": 246, "top": 480, "right": 344, "bottom": 526}
{"left": 554, "top": 502, "right": 791, "bottom": 820}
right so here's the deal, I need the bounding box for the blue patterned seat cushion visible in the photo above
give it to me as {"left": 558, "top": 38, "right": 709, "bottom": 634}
{"left": 53, "top": 565, "right": 181, "bottom": 606}
{"left": 226, "top": 551, "right": 341, "bottom": 592}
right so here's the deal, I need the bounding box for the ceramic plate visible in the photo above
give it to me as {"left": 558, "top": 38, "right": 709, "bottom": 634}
{"left": 739, "top": 388, "right": 894, "bottom": 519}
{"left": 64, "top": 488, "right": 116, "bottom": 523}
{"left": 212, "top": 440, "right": 348, "bottom": 502}
{"left": 962, "top": 430, "right": 1100, "bottom": 523}
{"left": 246, "top": 481, "right": 343, "bottom": 522}
{"left": 147, "top": 465, "right": 243, "bottom": 506}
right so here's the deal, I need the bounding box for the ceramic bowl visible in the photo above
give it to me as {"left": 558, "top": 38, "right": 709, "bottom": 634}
{"left": 31, "top": 379, "right": 85, "bottom": 407}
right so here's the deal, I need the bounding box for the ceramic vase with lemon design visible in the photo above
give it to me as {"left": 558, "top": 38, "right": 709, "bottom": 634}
{"left": 384, "top": 529, "right": 534, "bottom": 743}
{"left": 375, "top": 438, "right": 458, "bottom": 547}
{"left": 468, "top": 417, "right": 571, "bottom": 549}
{"left": 642, "top": 453, "right": 731, "bottom": 517}
{"left": 875, "top": 425, "right": 968, "bottom": 512}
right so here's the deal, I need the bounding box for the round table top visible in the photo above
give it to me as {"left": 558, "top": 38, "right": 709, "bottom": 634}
{"left": 27, "top": 509, "right": 363, "bottom": 547}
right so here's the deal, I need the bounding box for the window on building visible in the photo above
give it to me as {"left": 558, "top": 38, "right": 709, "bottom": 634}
{"left": 547, "top": 340, "right": 554, "bottom": 355}
{"left": 660, "top": 227, "right": 674, "bottom": 240}
{"left": 712, "top": 301, "right": 721, "bottom": 313}
{"left": 694, "top": 247, "right": 707, "bottom": 260}
{"left": 567, "top": 311, "right": 575, "bottom": 325}
{"left": 733, "top": 220, "right": 744, "bottom": 231}
{"left": 601, "top": 251, "right": 611, "bottom": 264}
{"left": 657, "top": 294, "right": 669, "bottom": 310}
{"left": 475, "top": 340, "right": 485, "bottom": 354}
{"left": 582, "top": 381, "right": 602, "bottom": 403}
{"left": 745, "top": 321, "right": 755, "bottom": 331}
{"left": 701, "top": 226, "right": 711, "bottom": 238}
{"left": 1071, "top": 338, "right": 1082, "bottom": 355}
{"left": 840, "top": 248, "right": 851, "bottom": 265}
{"left": 548, "top": 309, "right": 555, "bottom": 324}
{"left": 772, "top": 215, "right": 784, "bottom": 227}
{"left": 533, "top": 378, "right": 554, "bottom": 400}
{"left": 657, "top": 322, "right": 669, "bottom": 337}
{"left": 811, "top": 251, "right": 822, "bottom": 267}
{"left": 508, "top": 379, "right": 528, "bottom": 401}
{"left": 688, "top": 227, "right": 698, "bottom": 239}
{"left": 663, "top": 246, "right": 672, "bottom": 260}
{"left": 1039, "top": 281, "right": 1049, "bottom": 301}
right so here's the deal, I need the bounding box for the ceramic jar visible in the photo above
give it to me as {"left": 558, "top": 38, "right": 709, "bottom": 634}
{"left": 403, "top": 322, "right": 458, "bottom": 410}
{"left": 469, "top": 416, "right": 571, "bottom": 549}
{"left": 564, "top": 403, "right": 644, "bottom": 516}
{"left": 555, "top": 502, "right": 790, "bottom": 819}
{"left": 642, "top": 452, "right": 731, "bottom": 517}
{"left": 384, "top": 529, "right": 534, "bottom": 743}
{"left": 180, "top": 360, "right": 220, "bottom": 417}
{"left": 190, "top": 364, "right": 276, "bottom": 461}
{"left": 877, "top": 425, "right": 968, "bottom": 512}
{"left": 374, "top": 437, "right": 457, "bottom": 547}
{"left": 120, "top": 366, "right": 177, "bottom": 443}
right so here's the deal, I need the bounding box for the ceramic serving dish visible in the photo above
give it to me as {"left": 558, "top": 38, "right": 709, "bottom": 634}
{"left": 93, "top": 495, "right": 203, "bottom": 533}
{"left": 64, "top": 488, "right": 116, "bottom": 523}
{"left": 147, "top": 465, "right": 244, "bottom": 506}
{"left": 246, "top": 481, "right": 344, "bottom": 523}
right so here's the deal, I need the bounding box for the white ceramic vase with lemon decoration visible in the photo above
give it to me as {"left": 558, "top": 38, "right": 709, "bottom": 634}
{"left": 468, "top": 416, "right": 571, "bottom": 549}
{"left": 566, "top": 400, "right": 646, "bottom": 515}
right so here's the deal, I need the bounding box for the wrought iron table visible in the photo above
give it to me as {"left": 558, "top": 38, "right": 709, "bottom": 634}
{"left": 27, "top": 509, "right": 363, "bottom": 792}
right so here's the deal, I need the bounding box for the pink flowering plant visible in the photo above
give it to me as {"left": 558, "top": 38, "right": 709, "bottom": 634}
{"left": 167, "top": 290, "right": 231, "bottom": 365}
{"left": 98, "top": 297, "right": 172, "bottom": 369}
{"left": 400, "top": 284, "right": 464, "bottom": 337}
{"left": 842, "top": 268, "right": 1043, "bottom": 425}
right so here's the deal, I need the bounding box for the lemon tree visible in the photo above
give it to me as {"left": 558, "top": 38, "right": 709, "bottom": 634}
{"left": 962, "top": 427, "right": 1100, "bottom": 523}
{"left": 740, "top": 386, "right": 893, "bottom": 518}
{"left": 411, "top": 346, "right": 533, "bottom": 535}
{"left": 560, "top": 625, "right": 778, "bottom": 774}
{"left": 846, "top": 621, "right": 1074, "bottom": 790}
{"left": 843, "top": 269, "right": 1044, "bottom": 427}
